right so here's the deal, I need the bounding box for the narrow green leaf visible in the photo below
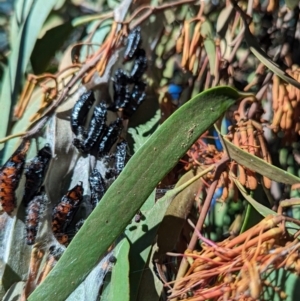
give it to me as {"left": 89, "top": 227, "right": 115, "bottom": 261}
{"left": 1, "top": 88, "right": 47, "bottom": 164}
{"left": 240, "top": 186, "right": 270, "bottom": 233}
{"left": 72, "top": 14, "right": 113, "bottom": 28}
{"left": 203, "top": 39, "right": 216, "bottom": 77}
{"left": 264, "top": 269, "right": 300, "bottom": 301}
{"left": 233, "top": 2, "right": 300, "bottom": 89}
{"left": 154, "top": 168, "right": 204, "bottom": 262}
{"left": 107, "top": 0, "right": 121, "bottom": 9}
{"left": 234, "top": 178, "right": 300, "bottom": 236}
{"left": 216, "top": 4, "right": 234, "bottom": 37}
{"left": 164, "top": 10, "right": 176, "bottom": 24}
{"left": 136, "top": 245, "right": 163, "bottom": 301}
{"left": 10, "top": 0, "right": 34, "bottom": 44}
{"left": 31, "top": 21, "right": 74, "bottom": 74}
{"left": 222, "top": 136, "right": 300, "bottom": 185}
{"left": 76, "top": 19, "right": 113, "bottom": 63}
{"left": 202, "top": 21, "right": 216, "bottom": 77}
{"left": 125, "top": 191, "right": 156, "bottom": 301}
{"left": 106, "top": 239, "right": 130, "bottom": 301}
{"left": 0, "top": 0, "right": 58, "bottom": 143}
{"left": 200, "top": 20, "right": 214, "bottom": 39}
{"left": 28, "top": 86, "right": 242, "bottom": 301}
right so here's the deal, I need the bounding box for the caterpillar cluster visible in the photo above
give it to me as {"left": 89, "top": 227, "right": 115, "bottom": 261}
{"left": 67, "top": 28, "right": 144, "bottom": 213}
{"left": 5, "top": 29, "right": 144, "bottom": 246}
{"left": 70, "top": 26, "right": 147, "bottom": 157}
{"left": 51, "top": 182, "right": 84, "bottom": 245}
{"left": 0, "top": 140, "right": 30, "bottom": 214}
{"left": 110, "top": 27, "right": 147, "bottom": 118}
{"left": 71, "top": 91, "right": 123, "bottom": 156}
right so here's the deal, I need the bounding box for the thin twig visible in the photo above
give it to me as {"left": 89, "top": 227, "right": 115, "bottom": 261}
{"left": 170, "top": 155, "right": 230, "bottom": 300}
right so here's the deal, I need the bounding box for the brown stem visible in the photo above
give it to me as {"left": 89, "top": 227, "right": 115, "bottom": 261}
{"left": 23, "top": 116, "right": 50, "bottom": 139}
{"left": 170, "top": 155, "right": 230, "bottom": 300}
{"left": 191, "top": 155, "right": 230, "bottom": 248}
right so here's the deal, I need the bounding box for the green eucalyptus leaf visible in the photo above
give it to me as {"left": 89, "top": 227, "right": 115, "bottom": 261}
{"left": 154, "top": 168, "right": 203, "bottom": 263}
{"left": 234, "top": 178, "right": 300, "bottom": 236}
{"left": 126, "top": 190, "right": 169, "bottom": 300}
{"left": 106, "top": 239, "right": 130, "bottom": 301}
{"left": 216, "top": 4, "right": 234, "bottom": 37}
{"left": 264, "top": 269, "right": 300, "bottom": 301}
{"left": 28, "top": 86, "right": 242, "bottom": 301}
{"left": 222, "top": 136, "right": 300, "bottom": 185}
{"left": 107, "top": 0, "right": 121, "bottom": 9}
{"left": 0, "top": 0, "right": 58, "bottom": 144}
{"left": 10, "top": 0, "right": 34, "bottom": 44}
{"left": 201, "top": 20, "right": 216, "bottom": 77}
{"left": 123, "top": 191, "right": 156, "bottom": 301}
{"left": 164, "top": 10, "right": 175, "bottom": 24}
{"left": 240, "top": 186, "right": 270, "bottom": 233}
{"left": 136, "top": 244, "right": 164, "bottom": 301}
{"left": 74, "top": 19, "right": 113, "bottom": 64}
{"left": 38, "top": 13, "right": 64, "bottom": 39}
{"left": 1, "top": 87, "right": 48, "bottom": 164}
{"left": 233, "top": 2, "right": 300, "bottom": 89}
{"left": 203, "top": 39, "right": 216, "bottom": 77}
{"left": 72, "top": 14, "right": 112, "bottom": 27}
{"left": 31, "top": 20, "right": 74, "bottom": 74}
{"left": 200, "top": 20, "right": 214, "bottom": 39}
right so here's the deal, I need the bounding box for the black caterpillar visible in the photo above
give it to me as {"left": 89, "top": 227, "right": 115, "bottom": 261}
{"left": 71, "top": 91, "right": 95, "bottom": 136}
{"left": 123, "top": 27, "right": 142, "bottom": 61}
{"left": 98, "top": 118, "right": 123, "bottom": 156}
{"left": 130, "top": 49, "right": 148, "bottom": 83}
{"left": 0, "top": 140, "right": 30, "bottom": 214}
{"left": 111, "top": 27, "right": 147, "bottom": 118}
{"left": 89, "top": 169, "right": 106, "bottom": 209}
{"left": 23, "top": 144, "right": 52, "bottom": 206}
{"left": 81, "top": 103, "right": 107, "bottom": 152}
{"left": 52, "top": 182, "right": 84, "bottom": 245}
{"left": 72, "top": 99, "right": 108, "bottom": 154}
{"left": 115, "top": 140, "right": 127, "bottom": 175}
